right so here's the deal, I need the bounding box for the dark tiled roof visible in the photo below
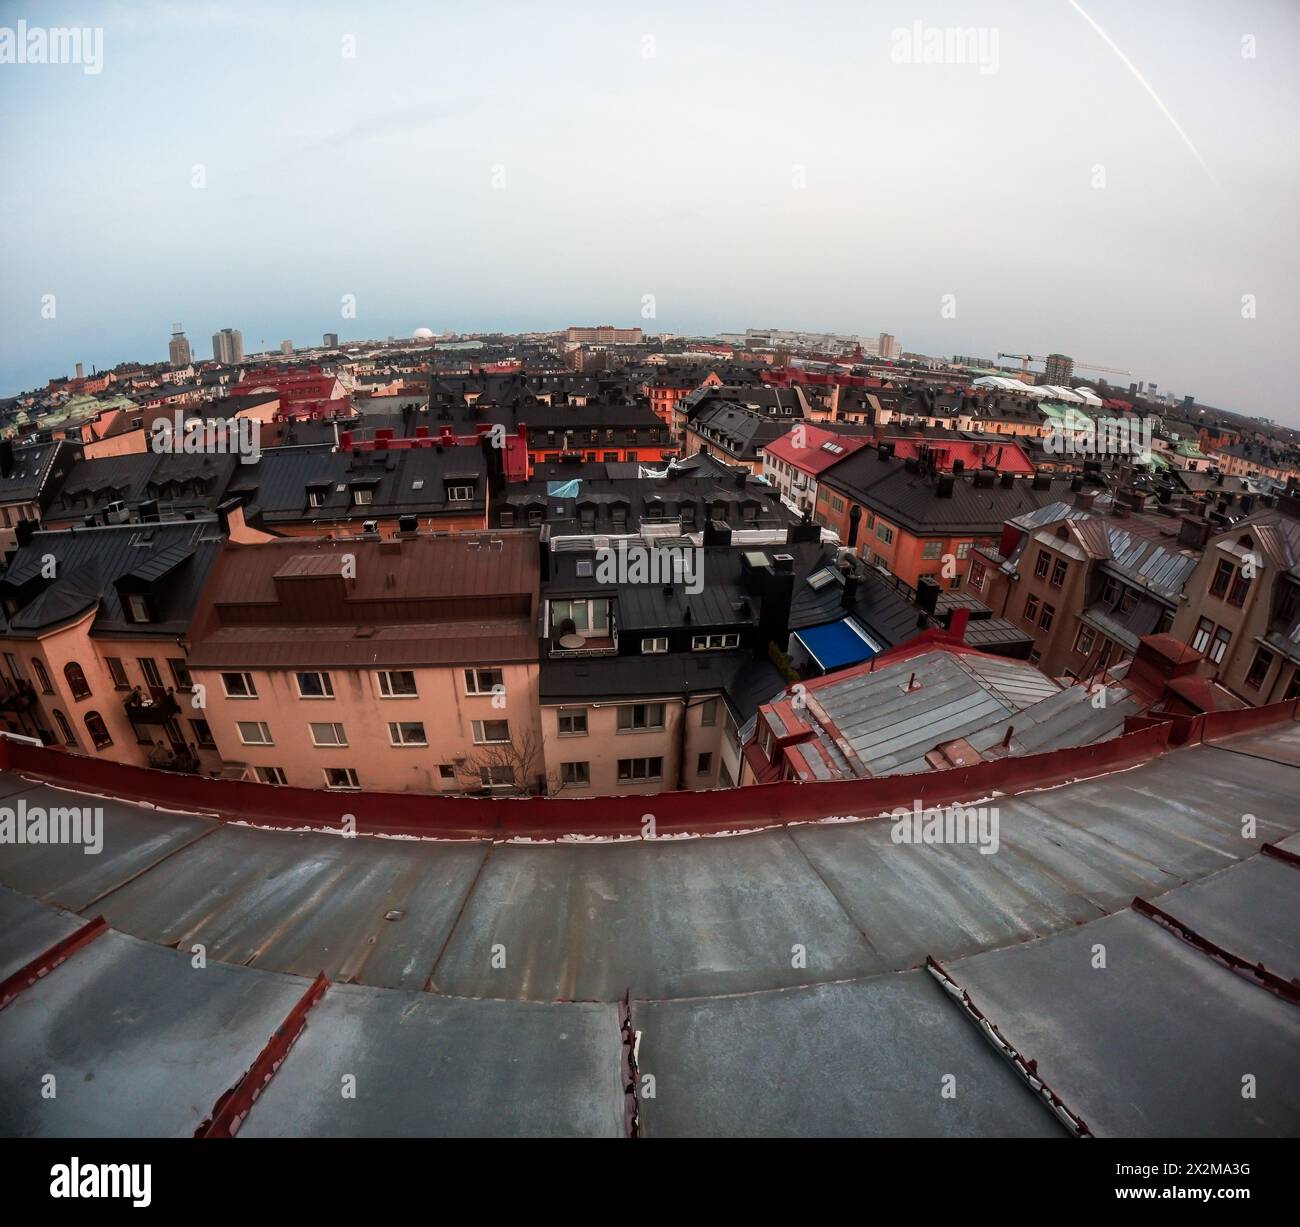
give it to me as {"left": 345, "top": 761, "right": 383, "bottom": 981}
{"left": 0, "top": 518, "right": 225, "bottom": 638}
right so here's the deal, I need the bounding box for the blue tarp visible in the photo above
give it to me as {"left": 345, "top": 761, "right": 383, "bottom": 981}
{"left": 547, "top": 480, "right": 581, "bottom": 498}
{"left": 795, "top": 619, "right": 879, "bottom": 672}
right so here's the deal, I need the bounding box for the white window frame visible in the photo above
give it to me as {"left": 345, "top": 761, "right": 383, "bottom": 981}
{"left": 237, "top": 720, "right": 273, "bottom": 745}
{"left": 222, "top": 671, "right": 257, "bottom": 699}
{"left": 323, "top": 766, "right": 361, "bottom": 791}
{"left": 388, "top": 721, "right": 428, "bottom": 746}
{"left": 295, "top": 671, "right": 334, "bottom": 699}
{"left": 464, "top": 667, "right": 504, "bottom": 695}
{"left": 309, "top": 722, "right": 348, "bottom": 747}
{"left": 447, "top": 484, "right": 475, "bottom": 502}
{"left": 472, "top": 719, "right": 511, "bottom": 745}
{"left": 691, "top": 633, "right": 740, "bottom": 651}
{"left": 641, "top": 637, "right": 668, "bottom": 654}
{"left": 255, "top": 766, "right": 288, "bottom": 786}
{"left": 377, "top": 670, "right": 418, "bottom": 698}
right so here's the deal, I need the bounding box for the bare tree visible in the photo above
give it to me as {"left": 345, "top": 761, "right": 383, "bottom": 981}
{"left": 453, "top": 728, "right": 555, "bottom": 796}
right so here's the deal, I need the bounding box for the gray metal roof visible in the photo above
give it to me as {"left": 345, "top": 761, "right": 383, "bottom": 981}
{"left": 1, "top": 721, "right": 1297, "bottom": 1137}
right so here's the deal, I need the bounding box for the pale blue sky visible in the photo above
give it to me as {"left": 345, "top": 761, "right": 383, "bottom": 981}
{"left": 1, "top": 0, "right": 1297, "bottom": 422}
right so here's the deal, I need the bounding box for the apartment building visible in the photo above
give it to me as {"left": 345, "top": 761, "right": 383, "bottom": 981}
{"left": 815, "top": 447, "right": 1072, "bottom": 590}
{"left": 1168, "top": 502, "right": 1300, "bottom": 706}
{"left": 185, "top": 533, "right": 543, "bottom": 794}
{"left": 535, "top": 532, "right": 811, "bottom": 794}
{"left": 0, "top": 439, "right": 81, "bottom": 552}
{"left": 0, "top": 518, "right": 226, "bottom": 771}
{"left": 966, "top": 489, "right": 1200, "bottom": 677}
{"left": 761, "top": 423, "right": 871, "bottom": 516}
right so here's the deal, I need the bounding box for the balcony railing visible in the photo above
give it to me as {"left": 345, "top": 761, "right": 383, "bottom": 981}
{"left": 123, "top": 686, "right": 181, "bottom": 724}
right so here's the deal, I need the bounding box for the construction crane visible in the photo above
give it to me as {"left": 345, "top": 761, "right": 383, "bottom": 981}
{"left": 997, "top": 352, "right": 1130, "bottom": 377}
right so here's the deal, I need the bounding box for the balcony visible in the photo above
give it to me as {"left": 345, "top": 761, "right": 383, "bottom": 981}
{"left": 0, "top": 678, "right": 36, "bottom": 712}
{"left": 123, "top": 685, "right": 181, "bottom": 725}
{"left": 548, "top": 608, "right": 619, "bottom": 658}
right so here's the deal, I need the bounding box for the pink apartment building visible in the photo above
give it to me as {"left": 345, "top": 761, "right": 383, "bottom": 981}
{"left": 184, "top": 531, "right": 543, "bottom": 794}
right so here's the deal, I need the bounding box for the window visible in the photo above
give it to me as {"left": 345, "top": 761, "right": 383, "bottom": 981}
{"left": 222, "top": 671, "right": 257, "bottom": 698}
{"left": 1024, "top": 595, "right": 1040, "bottom": 627}
{"left": 1119, "top": 588, "right": 1137, "bottom": 614}
{"left": 1034, "top": 550, "right": 1050, "bottom": 579}
{"left": 1102, "top": 577, "right": 1120, "bottom": 606}
{"left": 1051, "top": 558, "right": 1068, "bottom": 587}
{"left": 700, "top": 698, "right": 718, "bottom": 727}
{"left": 550, "top": 598, "right": 610, "bottom": 636}
{"left": 479, "top": 765, "right": 515, "bottom": 789}
{"left": 32, "top": 658, "right": 53, "bottom": 694}
{"left": 1074, "top": 625, "right": 1096, "bottom": 656}
{"left": 1228, "top": 569, "right": 1251, "bottom": 608}
{"left": 447, "top": 485, "right": 475, "bottom": 502}
{"left": 876, "top": 524, "right": 894, "bottom": 545}
{"left": 617, "top": 756, "right": 663, "bottom": 782}
{"left": 641, "top": 637, "right": 668, "bottom": 654}
{"left": 64, "top": 662, "right": 91, "bottom": 700}
{"left": 310, "top": 722, "right": 348, "bottom": 747}
{"left": 464, "top": 668, "right": 504, "bottom": 695}
{"left": 377, "top": 670, "right": 418, "bottom": 697}
{"left": 53, "top": 709, "right": 77, "bottom": 747}
{"left": 238, "top": 721, "right": 273, "bottom": 745}
{"left": 351, "top": 486, "right": 374, "bottom": 506}
{"left": 324, "top": 767, "right": 360, "bottom": 790}
{"left": 255, "top": 766, "right": 288, "bottom": 785}
{"left": 138, "top": 657, "right": 163, "bottom": 689}
{"left": 956, "top": 542, "right": 971, "bottom": 559}
{"left": 126, "top": 593, "right": 151, "bottom": 623}
{"left": 307, "top": 488, "right": 326, "bottom": 508}
{"left": 296, "top": 671, "right": 334, "bottom": 698}
{"left": 697, "top": 752, "right": 713, "bottom": 776}
{"left": 618, "top": 703, "right": 664, "bottom": 731}
{"left": 1192, "top": 617, "right": 1213, "bottom": 654}
{"left": 4, "top": 652, "right": 23, "bottom": 682}
{"left": 691, "top": 633, "right": 740, "bottom": 651}
{"left": 921, "top": 541, "right": 944, "bottom": 561}
{"left": 968, "top": 561, "right": 986, "bottom": 591}
{"left": 106, "top": 657, "right": 130, "bottom": 690}
{"left": 168, "top": 659, "right": 193, "bottom": 690}
{"left": 388, "top": 721, "right": 427, "bottom": 746}
{"left": 560, "top": 761, "right": 590, "bottom": 787}
{"left": 190, "top": 718, "right": 215, "bottom": 748}
{"left": 472, "top": 719, "right": 510, "bottom": 744}
{"left": 438, "top": 764, "right": 456, "bottom": 779}
{"left": 557, "top": 708, "right": 587, "bottom": 736}
{"left": 1039, "top": 603, "right": 1055, "bottom": 631}
{"left": 84, "top": 711, "right": 112, "bottom": 750}
{"left": 1209, "top": 626, "right": 1231, "bottom": 665}
{"left": 1245, "top": 647, "right": 1275, "bottom": 690}
{"left": 1209, "top": 558, "right": 1233, "bottom": 599}
{"left": 499, "top": 511, "right": 515, "bottom": 528}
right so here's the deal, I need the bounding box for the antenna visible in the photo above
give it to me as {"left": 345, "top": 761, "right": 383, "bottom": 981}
{"left": 171, "top": 322, "right": 184, "bottom": 337}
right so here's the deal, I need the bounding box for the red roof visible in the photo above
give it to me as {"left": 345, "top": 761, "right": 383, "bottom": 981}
{"left": 763, "top": 424, "right": 870, "bottom": 475}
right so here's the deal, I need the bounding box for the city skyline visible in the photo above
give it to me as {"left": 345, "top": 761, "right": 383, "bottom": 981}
{"left": 1, "top": 1, "right": 1297, "bottom": 422}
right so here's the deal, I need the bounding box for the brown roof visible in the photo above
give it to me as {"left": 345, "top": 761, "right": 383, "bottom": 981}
{"left": 187, "top": 531, "right": 540, "bottom": 668}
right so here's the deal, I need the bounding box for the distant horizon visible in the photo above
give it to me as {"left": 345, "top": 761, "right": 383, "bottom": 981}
{"left": 3, "top": 1, "right": 1296, "bottom": 426}
{"left": 5, "top": 315, "right": 1284, "bottom": 429}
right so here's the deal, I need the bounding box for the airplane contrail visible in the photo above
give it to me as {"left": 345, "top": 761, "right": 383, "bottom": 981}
{"left": 1066, "top": 0, "right": 1220, "bottom": 189}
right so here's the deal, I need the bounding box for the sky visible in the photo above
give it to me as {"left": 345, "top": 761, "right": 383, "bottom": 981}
{"left": 1, "top": 0, "right": 1297, "bottom": 422}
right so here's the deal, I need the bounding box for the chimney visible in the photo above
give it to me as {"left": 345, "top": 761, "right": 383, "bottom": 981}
{"left": 702, "top": 519, "right": 732, "bottom": 547}
{"left": 1178, "top": 515, "right": 1210, "bottom": 549}
{"left": 1032, "top": 470, "right": 1051, "bottom": 491}
{"left": 937, "top": 474, "right": 955, "bottom": 498}
{"left": 1073, "top": 490, "right": 1096, "bottom": 512}
{"left": 840, "top": 567, "right": 859, "bottom": 609}
{"left": 756, "top": 557, "right": 795, "bottom": 655}
{"left": 999, "top": 472, "right": 1015, "bottom": 489}
{"left": 945, "top": 607, "right": 970, "bottom": 643}
{"left": 917, "top": 575, "right": 940, "bottom": 615}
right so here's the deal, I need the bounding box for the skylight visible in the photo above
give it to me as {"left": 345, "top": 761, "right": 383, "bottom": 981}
{"left": 806, "top": 567, "right": 836, "bottom": 590}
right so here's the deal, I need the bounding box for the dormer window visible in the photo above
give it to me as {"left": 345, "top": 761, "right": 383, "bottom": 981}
{"left": 447, "top": 483, "right": 475, "bottom": 502}
{"left": 307, "top": 484, "right": 329, "bottom": 507}
{"left": 125, "top": 593, "right": 151, "bottom": 623}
